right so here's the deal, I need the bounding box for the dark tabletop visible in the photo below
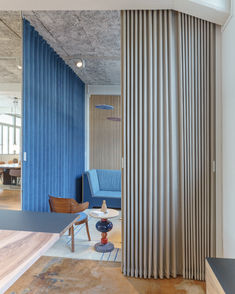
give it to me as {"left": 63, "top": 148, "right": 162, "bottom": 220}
{"left": 207, "top": 257, "right": 235, "bottom": 294}
{"left": 0, "top": 209, "right": 79, "bottom": 234}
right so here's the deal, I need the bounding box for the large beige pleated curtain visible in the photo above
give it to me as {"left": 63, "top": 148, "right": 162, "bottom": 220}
{"left": 121, "top": 10, "right": 216, "bottom": 280}
{"left": 178, "top": 13, "right": 216, "bottom": 280}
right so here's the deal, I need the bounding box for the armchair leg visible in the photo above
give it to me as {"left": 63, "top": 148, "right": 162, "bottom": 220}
{"left": 70, "top": 225, "right": 74, "bottom": 252}
{"left": 85, "top": 219, "right": 91, "bottom": 241}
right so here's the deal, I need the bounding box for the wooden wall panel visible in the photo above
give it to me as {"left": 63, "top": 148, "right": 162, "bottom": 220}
{"left": 89, "top": 95, "right": 121, "bottom": 170}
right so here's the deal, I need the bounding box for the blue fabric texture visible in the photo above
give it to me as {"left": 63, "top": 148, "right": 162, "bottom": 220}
{"left": 83, "top": 169, "right": 121, "bottom": 208}
{"left": 94, "top": 191, "right": 121, "bottom": 198}
{"left": 96, "top": 170, "right": 121, "bottom": 191}
{"left": 22, "top": 20, "right": 85, "bottom": 211}
{"left": 87, "top": 170, "right": 99, "bottom": 194}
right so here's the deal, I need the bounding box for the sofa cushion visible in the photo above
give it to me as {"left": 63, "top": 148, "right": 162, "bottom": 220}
{"left": 75, "top": 212, "right": 88, "bottom": 222}
{"left": 87, "top": 170, "right": 99, "bottom": 195}
{"left": 96, "top": 169, "right": 121, "bottom": 191}
{"left": 94, "top": 190, "right": 121, "bottom": 198}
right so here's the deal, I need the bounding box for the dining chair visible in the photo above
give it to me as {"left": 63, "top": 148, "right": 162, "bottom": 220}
{"left": 48, "top": 195, "right": 91, "bottom": 252}
{"left": 9, "top": 168, "right": 21, "bottom": 185}
{"left": 0, "top": 161, "right": 5, "bottom": 184}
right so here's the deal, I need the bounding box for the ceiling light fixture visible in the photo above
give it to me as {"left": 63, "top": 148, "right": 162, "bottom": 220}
{"left": 17, "top": 65, "right": 22, "bottom": 70}
{"left": 76, "top": 59, "right": 85, "bottom": 68}
{"left": 95, "top": 104, "right": 114, "bottom": 110}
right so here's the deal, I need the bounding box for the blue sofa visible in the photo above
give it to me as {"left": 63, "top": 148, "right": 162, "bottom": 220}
{"left": 83, "top": 169, "right": 121, "bottom": 209}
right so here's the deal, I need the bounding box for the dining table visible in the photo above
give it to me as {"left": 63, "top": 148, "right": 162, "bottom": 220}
{"left": 0, "top": 209, "right": 80, "bottom": 293}
{"left": 0, "top": 163, "right": 21, "bottom": 185}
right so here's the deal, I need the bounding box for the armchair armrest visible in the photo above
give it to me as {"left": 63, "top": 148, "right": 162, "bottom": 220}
{"left": 70, "top": 199, "right": 89, "bottom": 213}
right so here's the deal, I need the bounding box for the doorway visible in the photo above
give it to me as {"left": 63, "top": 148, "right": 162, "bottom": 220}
{"left": 0, "top": 12, "right": 22, "bottom": 210}
{"left": 22, "top": 11, "right": 122, "bottom": 260}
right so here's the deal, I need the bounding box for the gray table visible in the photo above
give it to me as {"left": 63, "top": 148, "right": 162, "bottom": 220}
{"left": 206, "top": 258, "right": 235, "bottom": 294}
{"left": 0, "top": 209, "right": 79, "bottom": 235}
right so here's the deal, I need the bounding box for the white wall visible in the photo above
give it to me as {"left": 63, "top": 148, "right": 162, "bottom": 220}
{"left": 222, "top": 0, "right": 235, "bottom": 257}
{"left": 0, "top": 154, "right": 19, "bottom": 163}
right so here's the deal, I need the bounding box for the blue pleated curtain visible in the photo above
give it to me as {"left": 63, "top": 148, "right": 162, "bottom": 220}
{"left": 22, "top": 20, "right": 85, "bottom": 211}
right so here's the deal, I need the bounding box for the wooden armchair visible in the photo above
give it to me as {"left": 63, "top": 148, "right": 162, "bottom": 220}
{"left": 48, "top": 195, "right": 91, "bottom": 252}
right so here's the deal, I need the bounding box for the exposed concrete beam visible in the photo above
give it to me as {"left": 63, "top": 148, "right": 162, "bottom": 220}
{"left": 62, "top": 55, "right": 120, "bottom": 61}
{"left": 0, "top": 83, "right": 21, "bottom": 93}
{"left": 0, "top": 18, "right": 21, "bottom": 39}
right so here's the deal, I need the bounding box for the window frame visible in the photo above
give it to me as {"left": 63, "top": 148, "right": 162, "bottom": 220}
{"left": 0, "top": 122, "right": 21, "bottom": 155}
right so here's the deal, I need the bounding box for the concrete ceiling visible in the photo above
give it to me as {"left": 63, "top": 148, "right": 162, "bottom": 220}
{"left": 0, "top": 12, "right": 22, "bottom": 115}
{"left": 23, "top": 11, "right": 121, "bottom": 85}
{"left": 0, "top": 11, "right": 22, "bottom": 84}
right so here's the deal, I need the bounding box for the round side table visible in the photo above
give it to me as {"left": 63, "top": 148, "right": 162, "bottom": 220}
{"left": 89, "top": 209, "right": 119, "bottom": 253}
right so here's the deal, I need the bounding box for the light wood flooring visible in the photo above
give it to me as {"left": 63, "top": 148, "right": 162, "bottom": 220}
{"left": 0, "top": 189, "right": 21, "bottom": 210}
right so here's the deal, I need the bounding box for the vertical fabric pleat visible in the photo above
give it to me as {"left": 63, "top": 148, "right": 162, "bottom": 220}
{"left": 22, "top": 20, "right": 85, "bottom": 211}
{"left": 121, "top": 10, "right": 216, "bottom": 280}
{"left": 178, "top": 13, "right": 216, "bottom": 280}
{"left": 122, "top": 10, "right": 180, "bottom": 280}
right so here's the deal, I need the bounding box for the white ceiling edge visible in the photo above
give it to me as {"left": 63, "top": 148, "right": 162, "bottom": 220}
{"left": 0, "top": 0, "right": 231, "bottom": 25}
{"left": 173, "top": 0, "right": 230, "bottom": 25}
{"left": 87, "top": 85, "right": 121, "bottom": 96}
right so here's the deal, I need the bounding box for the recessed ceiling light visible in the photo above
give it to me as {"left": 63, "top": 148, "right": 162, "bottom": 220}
{"left": 76, "top": 59, "right": 85, "bottom": 68}
{"left": 17, "top": 65, "right": 22, "bottom": 70}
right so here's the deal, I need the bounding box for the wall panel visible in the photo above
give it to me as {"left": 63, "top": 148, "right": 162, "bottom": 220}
{"left": 89, "top": 95, "right": 121, "bottom": 170}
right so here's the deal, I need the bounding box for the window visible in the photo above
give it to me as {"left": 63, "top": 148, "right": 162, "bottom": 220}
{"left": 9, "top": 127, "right": 14, "bottom": 154}
{"left": 0, "top": 127, "right": 2, "bottom": 154}
{"left": 2, "top": 126, "right": 9, "bottom": 154}
{"left": 16, "top": 117, "right": 21, "bottom": 127}
{"left": 0, "top": 114, "right": 21, "bottom": 155}
{"left": 15, "top": 128, "right": 20, "bottom": 154}
{"left": 0, "top": 114, "right": 13, "bottom": 125}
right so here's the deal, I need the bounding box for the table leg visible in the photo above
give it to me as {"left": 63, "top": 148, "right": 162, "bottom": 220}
{"left": 3, "top": 170, "right": 11, "bottom": 185}
{"left": 94, "top": 218, "right": 114, "bottom": 253}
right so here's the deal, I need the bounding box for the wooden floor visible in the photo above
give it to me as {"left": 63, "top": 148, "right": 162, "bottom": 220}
{"left": 0, "top": 189, "right": 21, "bottom": 210}
{"left": 7, "top": 257, "right": 206, "bottom": 294}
